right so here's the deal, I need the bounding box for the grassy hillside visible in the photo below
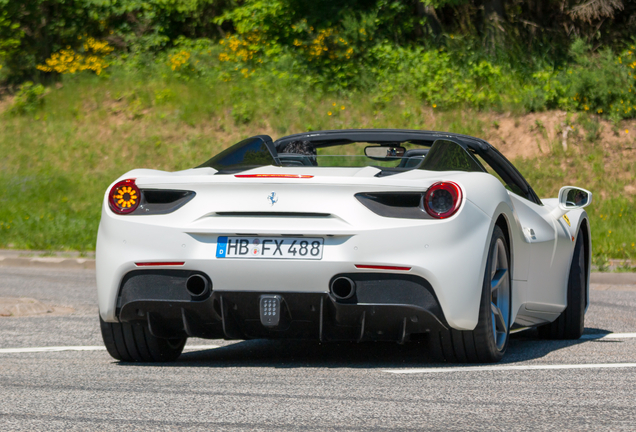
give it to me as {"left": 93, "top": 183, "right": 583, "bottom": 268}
{"left": 0, "top": 74, "right": 635, "bottom": 265}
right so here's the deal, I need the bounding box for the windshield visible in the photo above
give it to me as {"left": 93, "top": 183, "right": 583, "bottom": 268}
{"left": 311, "top": 143, "right": 419, "bottom": 168}
{"left": 281, "top": 139, "right": 484, "bottom": 173}
{"left": 276, "top": 141, "right": 433, "bottom": 169}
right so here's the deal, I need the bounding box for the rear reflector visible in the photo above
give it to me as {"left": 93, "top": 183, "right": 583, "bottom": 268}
{"left": 355, "top": 264, "right": 411, "bottom": 271}
{"left": 234, "top": 174, "right": 314, "bottom": 179}
{"left": 135, "top": 262, "right": 185, "bottom": 267}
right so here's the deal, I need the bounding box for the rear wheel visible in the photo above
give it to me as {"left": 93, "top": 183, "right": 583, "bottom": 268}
{"left": 430, "top": 225, "right": 511, "bottom": 363}
{"left": 100, "top": 317, "right": 186, "bottom": 362}
{"left": 537, "top": 232, "right": 586, "bottom": 339}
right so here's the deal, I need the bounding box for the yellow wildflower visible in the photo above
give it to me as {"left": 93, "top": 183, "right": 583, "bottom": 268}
{"left": 168, "top": 50, "right": 191, "bottom": 71}
{"left": 36, "top": 38, "right": 113, "bottom": 75}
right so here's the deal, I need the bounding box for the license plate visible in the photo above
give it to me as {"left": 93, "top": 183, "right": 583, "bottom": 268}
{"left": 216, "top": 236, "right": 324, "bottom": 259}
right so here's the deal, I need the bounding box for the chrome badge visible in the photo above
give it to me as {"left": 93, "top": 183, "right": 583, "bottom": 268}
{"left": 267, "top": 192, "right": 278, "bottom": 206}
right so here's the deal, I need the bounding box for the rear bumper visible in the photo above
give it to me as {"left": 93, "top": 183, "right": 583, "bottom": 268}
{"left": 116, "top": 270, "right": 448, "bottom": 343}
{"left": 97, "top": 198, "right": 494, "bottom": 330}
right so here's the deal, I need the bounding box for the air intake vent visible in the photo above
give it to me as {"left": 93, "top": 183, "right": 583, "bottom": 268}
{"left": 355, "top": 192, "right": 433, "bottom": 219}
{"left": 131, "top": 190, "right": 196, "bottom": 215}
{"left": 359, "top": 192, "right": 422, "bottom": 207}
{"left": 143, "top": 190, "right": 193, "bottom": 204}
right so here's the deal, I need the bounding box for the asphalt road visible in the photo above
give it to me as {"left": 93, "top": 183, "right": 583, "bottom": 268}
{"left": 1, "top": 266, "right": 635, "bottom": 431}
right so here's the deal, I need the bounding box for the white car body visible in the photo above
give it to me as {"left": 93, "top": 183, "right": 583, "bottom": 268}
{"left": 96, "top": 130, "right": 592, "bottom": 360}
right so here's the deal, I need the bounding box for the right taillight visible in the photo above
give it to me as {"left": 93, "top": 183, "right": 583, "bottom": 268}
{"left": 422, "top": 181, "right": 462, "bottom": 219}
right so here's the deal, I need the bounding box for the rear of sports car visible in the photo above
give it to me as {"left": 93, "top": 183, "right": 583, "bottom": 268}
{"left": 97, "top": 166, "right": 497, "bottom": 350}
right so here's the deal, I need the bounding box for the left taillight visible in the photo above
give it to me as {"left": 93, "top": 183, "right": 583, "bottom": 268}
{"left": 108, "top": 179, "right": 140, "bottom": 215}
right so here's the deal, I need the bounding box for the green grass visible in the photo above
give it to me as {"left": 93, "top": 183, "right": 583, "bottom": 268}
{"left": 0, "top": 173, "right": 98, "bottom": 250}
{"left": 0, "top": 72, "right": 634, "bottom": 259}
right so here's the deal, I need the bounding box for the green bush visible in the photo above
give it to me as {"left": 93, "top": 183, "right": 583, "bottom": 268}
{"left": 106, "top": 35, "right": 636, "bottom": 120}
{"left": 0, "top": 0, "right": 230, "bottom": 81}
{"left": 521, "top": 71, "right": 569, "bottom": 112}
{"left": 519, "top": 40, "right": 636, "bottom": 120}
{"left": 231, "top": 102, "right": 254, "bottom": 124}
{"left": 564, "top": 40, "right": 636, "bottom": 121}
{"left": 368, "top": 44, "right": 514, "bottom": 109}
{"left": 9, "top": 82, "right": 46, "bottom": 115}
{"left": 160, "top": 37, "right": 222, "bottom": 81}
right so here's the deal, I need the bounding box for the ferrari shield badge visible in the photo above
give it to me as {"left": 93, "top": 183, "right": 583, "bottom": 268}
{"left": 563, "top": 214, "right": 571, "bottom": 226}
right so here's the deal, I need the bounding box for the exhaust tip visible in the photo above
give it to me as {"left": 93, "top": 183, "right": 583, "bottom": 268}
{"left": 186, "top": 274, "right": 210, "bottom": 297}
{"left": 331, "top": 277, "right": 356, "bottom": 300}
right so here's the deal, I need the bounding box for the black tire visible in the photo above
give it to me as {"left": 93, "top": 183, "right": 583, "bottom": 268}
{"left": 100, "top": 317, "right": 186, "bottom": 362}
{"left": 537, "top": 233, "right": 586, "bottom": 340}
{"left": 430, "top": 225, "right": 512, "bottom": 363}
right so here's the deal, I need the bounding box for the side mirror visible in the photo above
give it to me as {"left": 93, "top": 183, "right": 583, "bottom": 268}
{"left": 365, "top": 145, "right": 406, "bottom": 160}
{"left": 551, "top": 186, "right": 592, "bottom": 219}
{"left": 559, "top": 186, "right": 592, "bottom": 209}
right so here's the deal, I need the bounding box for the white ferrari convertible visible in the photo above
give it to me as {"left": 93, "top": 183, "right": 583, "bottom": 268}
{"left": 97, "top": 130, "right": 592, "bottom": 363}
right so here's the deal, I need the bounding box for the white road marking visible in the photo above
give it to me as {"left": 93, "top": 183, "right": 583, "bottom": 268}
{"left": 384, "top": 332, "right": 636, "bottom": 374}
{"left": 385, "top": 363, "right": 636, "bottom": 374}
{"left": 185, "top": 345, "right": 221, "bottom": 351}
{"left": 0, "top": 344, "right": 220, "bottom": 354}
{"left": 0, "top": 346, "right": 106, "bottom": 353}
{"left": 581, "top": 332, "right": 636, "bottom": 339}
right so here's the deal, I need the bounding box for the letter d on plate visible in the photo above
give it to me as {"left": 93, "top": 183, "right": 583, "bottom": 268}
{"left": 216, "top": 236, "right": 228, "bottom": 258}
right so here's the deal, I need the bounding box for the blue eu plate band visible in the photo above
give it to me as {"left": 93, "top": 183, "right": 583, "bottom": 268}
{"left": 216, "top": 236, "right": 228, "bottom": 258}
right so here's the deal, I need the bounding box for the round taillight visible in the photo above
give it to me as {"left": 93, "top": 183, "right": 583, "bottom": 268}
{"left": 423, "top": 181, "right": 462, "bottom": 219}
{"left": 108, "top": 179, "right": 140, "bottom": 215}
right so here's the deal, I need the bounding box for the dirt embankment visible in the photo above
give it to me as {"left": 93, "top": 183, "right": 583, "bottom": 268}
{"left": 485, "top": 111, "right": 636, "bottom": 162}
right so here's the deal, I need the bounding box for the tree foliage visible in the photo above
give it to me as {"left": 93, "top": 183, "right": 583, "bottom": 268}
{"left": 1, "top": 0, "right": 635, "bottom": 119}
{"left": 0, "top": 0, "right": 231, "bottom": 81}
